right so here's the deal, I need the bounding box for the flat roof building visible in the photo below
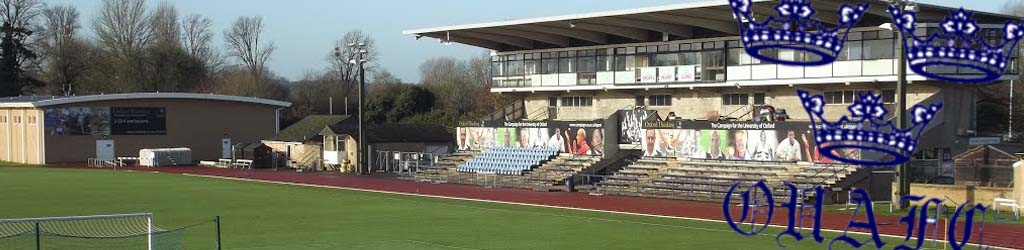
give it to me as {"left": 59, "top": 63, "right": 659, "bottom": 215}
{"left": 0, "top": 93, "right": 290, "bottom": 164}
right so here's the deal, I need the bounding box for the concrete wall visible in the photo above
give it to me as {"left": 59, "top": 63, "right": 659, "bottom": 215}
{"left": 0, "top": 108, "right": 44, "bottom": 164}
{"left": 895, "top": 183, "right": 1015, "bottom": 210}
{"left": 42, "top": 99, "right": 280, "bottom": 164}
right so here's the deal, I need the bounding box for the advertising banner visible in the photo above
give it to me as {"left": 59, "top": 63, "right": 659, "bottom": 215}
{"left": 45, "top": 107, "right": 112, "bottom": 136}
{"left": 618, "top": 108, "right": 659, "bottom": 145}
{"left": 111, "top": 107, "right": 166, "bottom": 135}
{"left": 640, "top": 121, "right": 860, "bottom": 163}
{"left": 46, "top": 107, "right": 167, "bottom": 136}
{"left": 677, "top": 65, "right": 697, "bottom": 82}
{"left": 456, "top": 120, "right": 605, "bottom": 156}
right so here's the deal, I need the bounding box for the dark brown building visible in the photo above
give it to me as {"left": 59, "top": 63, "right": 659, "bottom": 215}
{"left": 0, "top": 93, "right": 290, "bottom": 164}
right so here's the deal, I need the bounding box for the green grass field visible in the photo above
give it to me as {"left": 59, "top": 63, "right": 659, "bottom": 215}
{"left": 0, "top": 167, "right": 949, "bottom": 250}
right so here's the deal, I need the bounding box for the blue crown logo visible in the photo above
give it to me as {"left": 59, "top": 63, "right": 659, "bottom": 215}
{"left": 797, "top": 90, "right": 942, "bottom": 166}
{"left": 728, "top": 0, "right": 869, "bottom": 66}
{"left": 889, "top": 6, "right": 1024, "bottom": 83}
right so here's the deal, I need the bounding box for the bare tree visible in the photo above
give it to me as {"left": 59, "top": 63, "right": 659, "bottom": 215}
{"left": 181, "top": 13, "right": 221, "bottom": 71}
{"left": 149, "top": 1, "right": 178, "bottom": 48}
{"left": 420, "top": 57, "right": 471, "bottom": 113}
{"left": 93, "top": 0, "right": 152, "bottom": 57}
{"left": 0, "top": 0, "right": 41, "bottom": 28}
{"left": 371, "top": 70, "right": 401, "bottom": 86}
{"left": 224, "top": 16, "right": 273, "bottom": 77}
{"left": 42, "top": 4, "right": 88, "bottom": 95}
{"left": 327, "top": 30, "right": 378, "bottom": 85}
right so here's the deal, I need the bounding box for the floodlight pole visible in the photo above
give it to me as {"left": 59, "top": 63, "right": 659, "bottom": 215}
{"left": 890, "top": 0, "right": 913, "bottom": 210}
{"left": 348, "top": 43, "right": 369, "bottom": 175}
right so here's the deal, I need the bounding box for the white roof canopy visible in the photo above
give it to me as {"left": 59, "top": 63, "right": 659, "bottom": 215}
{"left": 403, "top": 0, "right": 1020, "bottom": 52}
{"left": 0, "top": 93, "right": 292, "bottom": 108}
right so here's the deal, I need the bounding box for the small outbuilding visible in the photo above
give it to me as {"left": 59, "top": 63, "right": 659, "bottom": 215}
{"left": 0, "top": 93, "right": 290, "bottom": 164}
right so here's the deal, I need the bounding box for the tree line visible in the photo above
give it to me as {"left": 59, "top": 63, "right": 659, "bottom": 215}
{"left": 0, "top": 0, "right": 510, "bottom": 127}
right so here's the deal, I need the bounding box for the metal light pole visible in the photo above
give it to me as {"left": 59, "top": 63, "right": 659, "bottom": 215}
{"left": 342, "top": 43, "right": 369, "bottom": 175}
{"left": 883, "top": 0, "right": 916, "bottom": 209}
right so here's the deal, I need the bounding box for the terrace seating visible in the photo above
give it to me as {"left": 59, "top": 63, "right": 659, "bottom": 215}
{"left": 414, "top": 151, "right": 479, "bottom": 183}
{"left": 456, "top": 147, "right": 558, "bottom": 175}
{"left": 596, "top": 157, "right": 860, "bottom": 203}
{"left": 524, "top": 154, "right": 601, "bottom": 190}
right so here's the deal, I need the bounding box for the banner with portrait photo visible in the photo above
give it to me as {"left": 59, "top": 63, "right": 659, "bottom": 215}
{"left": 640, "top": 121, "right": 860, "bottom": 163}
{"left": 456, "top": 120, "right": 605, "bottom": 156}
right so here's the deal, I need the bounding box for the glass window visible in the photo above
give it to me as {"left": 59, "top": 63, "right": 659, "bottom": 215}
{"left": 722, "top": 94, "right": 749, "bottom": 105}
{"left": 882, "top": 90, "right": 896, "bottom": 104}
{"left": 727, "top": 49, "right": 744, "bottom": 66}
{"left": 614, "top": 55, "right": 634, "bottom": 71}
{"left": 525, "top": 59, "right": 538, "bottom": 75}
{"left": 491, "top": 61, "right": 504, "bottom": 77}
{"left": 561, "top": 96, "right": 593, "bottom": 107}
{"left": 577, "top": 56, "right": 596, "bottom": 73}
{"left": 542, "top": 59, "right": 558, "bottom": 74}
{"left": 753, "top": 93, "right": 766, "bottom": 105}
{"left": 680, "top": 52, "right": 701, "bottom": 65}
{"left": 507, "top": 60, "right": 524, "bottom": 76}
{"left": 597, "top": 56, "right": 611, "bottom": 71}
{"left": 838, "top": 41, "right": 863, "bottom": 61}
{"left": 549, "top": 97, "right": 558, "bottom": 107}
{"left": 824, "top": 90, "right": 869, "bottom": 104}
{"left": 558, "top": 58, "right": 574, "bottom": 73}
{"left": 702, "top": 51, "right": 725, "bottom": 81}
{"left": 648, "top": 95, "right": 672, "bottom": 106}
{"left": 728, "top": 49, "right": 763, "bottom": 65}
{"left": 862, "top": 39, "right": 894, "bottom": 60}
{"left": 635, "top": 96, "right": 645, "bottom": 106}
{"left": 655, "top": 53, "right": 679, "bottom": 66}
{"left": 635, "top": 54, "right": 650, "bottom": 68}
{"left": 847, "top": 32, "right": 862, "bottom": 41}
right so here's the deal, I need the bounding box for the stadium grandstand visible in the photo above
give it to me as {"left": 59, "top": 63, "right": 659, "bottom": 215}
{"left": 404, "top": 0, "right": 1020, "bottom": 204}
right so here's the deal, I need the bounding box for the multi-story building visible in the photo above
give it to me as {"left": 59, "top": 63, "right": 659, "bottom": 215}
{"left": 404, "top": 0, "right": 1020, "bottom": 160}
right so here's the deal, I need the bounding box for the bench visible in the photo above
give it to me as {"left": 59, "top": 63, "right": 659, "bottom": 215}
{"left": 994, "top": 198, "right": 1020, "bottom": 220}
{"left": 116, "top": 157, "right": 139, "bottom": 166}
{"left": 232, "top": 159, "right": 254, "bottom": 169}
{"left": 217, "top": 159, "right": 233, "bottom": 168}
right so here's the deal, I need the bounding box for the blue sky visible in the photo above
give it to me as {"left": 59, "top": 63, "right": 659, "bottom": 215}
{"left": 47, "top": 0, "right": 1013, "bottom": 83}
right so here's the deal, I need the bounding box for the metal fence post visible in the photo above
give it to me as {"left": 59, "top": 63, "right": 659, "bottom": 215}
{"left": 215, "top": 216, "right": 222, "bottom": 250}
{"left": 35, "top": 222, "right": 40, "bottom": 250}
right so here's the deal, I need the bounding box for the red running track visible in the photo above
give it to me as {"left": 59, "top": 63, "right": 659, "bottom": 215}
{"left": 74, "top": 166, "right": 1024, "bottom": 249}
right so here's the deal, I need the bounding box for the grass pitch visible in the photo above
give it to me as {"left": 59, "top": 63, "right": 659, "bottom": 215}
{"left": 0, "top": 167, "right": 929, "bottom": 250}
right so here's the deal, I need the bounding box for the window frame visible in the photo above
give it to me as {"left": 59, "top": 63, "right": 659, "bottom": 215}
{"left": 648, "top": 95, "right": 672, "bottom": 107}
{"left": 722, "top": 93, "right": 749, "bottom": 106}
{"left": 560, "top": 96, "right": 594, "bottom": 107}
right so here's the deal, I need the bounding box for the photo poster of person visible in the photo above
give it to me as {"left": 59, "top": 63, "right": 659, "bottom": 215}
{"left": 617, "top": 108, "right": 659, "bottom": 145}
{"left": 637, "top": 121, "right": 851, "bottom": 163}
{"left": 639, "top": 128, "right": 702, "bottom": 158}
{"left": 458, "top": 120, "right": 605, "bottom": 155}
{"left": 559, "top": 121, "right": 603, "bottom": 156}
{"left": 44, "top": 107, "right": 112, "bottom": 136}
{"left": 457, "top": 127, "right": 495, "bottom": 150}
{"left": 496, "top": 127, "right": 517, "bottom": 147}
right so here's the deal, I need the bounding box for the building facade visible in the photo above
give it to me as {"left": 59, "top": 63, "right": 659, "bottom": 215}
{"left": 0, "top": 93, "right": 290, "bottom": 164}
{"left": 405, "top": 0, "right": 1019, "bottom": 160}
